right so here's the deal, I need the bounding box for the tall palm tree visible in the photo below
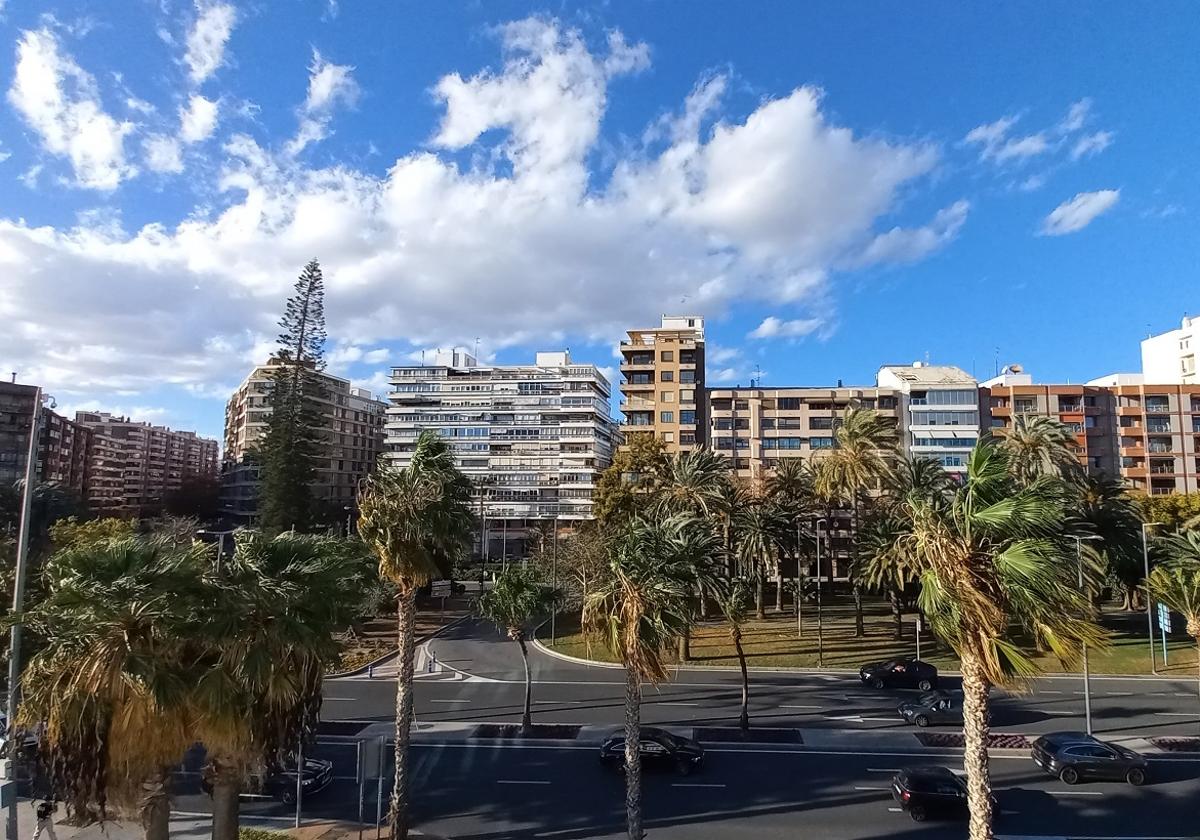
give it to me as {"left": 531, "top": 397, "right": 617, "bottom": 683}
{"left": 17, "top": 537, "right": 207, "bottom": 839}
{"left": 1072, "top": 473, "right": 1144, "bottom": 610}
{"left": 358, "top": 433, "right": 474, "bottom": 840}
{"left": 583, "top": 515, "right": 709, "bottom": 840}
{"left": 477, "top": 565, "right": 560, "bottom": 733}
{"left": 764, "top": 458, "right": 818, "bottom": 612}
{"left": 1002, "top": 413, "right": 1083, "bottom": 485}
{"left": 734, "top": 498, "right": 789, "bottom": 619}
{"left": 716, "top": 580, "right": 753, "bottom": 731}
{"left": 814, "top": 408, "right": 899, "bottom": 636}
{"left": 900, "top": 439, "right": 1105, "bottom": 840}
{"left": 1147, "top": 532, "right": 1200, "bottom": 702}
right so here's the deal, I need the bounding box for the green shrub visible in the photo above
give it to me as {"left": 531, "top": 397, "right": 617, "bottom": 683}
{"left": 240, "top": 828, "right": 287, "bottom": 840}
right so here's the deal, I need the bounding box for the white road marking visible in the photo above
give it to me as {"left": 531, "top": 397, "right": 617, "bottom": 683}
{"left": 1047, "top": 790, "right": 1103, "bottom": 796}
{"left": 672, "top": 783, "right": 725, "bottom": 788}
{"left": 886, "top": 807, "right": 902, "bottom": 812}
{"left": 1042, "top": 710, "right": 1078, "bottom": 716}
{"left": 496, "top": 779, "right": 551, "bottom": 785}
{"left": 535, "top": 700, "right": 583, "bottom": 704}
{"left": 429, "top": 699, "right": 470, "bottom": 704}
{"left": 1038, "top": 690, "right": 1064, "bottom": 694}
{"left": 1104, "top": 691, "right": 1133, "bottom": 696}
{"left": 780, "top": 704, "right": 824, "bottom": 709}
{"left": 853, "top": 785, "right": 889, "bottom": 791}
{"left": 1155, "top": 712, "right": 1199, "bottom": 717}
{"left": 658, "top": 702, "right": 699, "bottom": 706}
{"left": 1173, "top": 692, "right": 1195, "bottom": 697}
{"left": 867, "top": 768, "right": 900, "bottom": 773}
{"left": 322, "top": 697, "right": 356, "bottom": 701}
{"left": 175, "top": 812, "right": 295, "bottom": 823}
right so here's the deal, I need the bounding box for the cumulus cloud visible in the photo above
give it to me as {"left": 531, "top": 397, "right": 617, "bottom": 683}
{"left": 1070, "top": 130, "right": 1114, "bottom": 160}
{"left": 143, "top": 134, "right": 184, "bottom": 173}
{"left": 748, "top": 316, "right": 822, "bottom": 340}
{"left": 965, "top": 98, "right": 1111, "bottom": 167}
{"left": 7, "top": 28, "right": 136, "bottom": 190}
{"left": 184, "top": 0, "right": 236, "bottom": 85}
{"left": 852, "top": 200, "right": 970, "bottom": 268}
{"left": 285, "top": 50, "right": 359, "bottom": 156}
{"left": 180, "top": 93, "right": 219, "bottom": 143}
{"left": 0, "top": 17, "right": 958, "bottom": 403}
{"left": 1040, "top": 189, "right": 1119, "bottom": 236}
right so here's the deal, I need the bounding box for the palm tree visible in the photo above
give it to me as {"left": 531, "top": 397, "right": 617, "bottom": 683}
{"left": 583, "top": 515, "right": 708, "bottom": 840}
{"left": 1001, "top": 413, "right": 1083, "bottom": 485}
{"left": 17, "top": 537, "right": 207, "bottom": 839}
{"left": 900, "top": 439, "right": 1105, "bottom": 840}
{"left": 814, "top": 407, "right": 899, "bottom": 636}
{"left": 477, "top": 565, "right": 560, "bottom": 733}
{"left": 1147, "top": 532, "right": 1200, "bottom": 703}
{"left": 765, "top": 458, "right": 818, "bottom": 612}
{"left": 1072, "top": 474, "right": 1145, "bottom": 610}
{"left": 734, "top": 498, "right": 789, "bottom": 619}
{"left": 358, "top": 433, "right": 474, "bottom": 840}
{"left": 716, "top": 580, "right": 753, "bottom": 731}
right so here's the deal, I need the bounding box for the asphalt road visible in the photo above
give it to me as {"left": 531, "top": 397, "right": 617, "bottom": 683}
{"left": 323, "top": 618, "right": 1200, "bottom": 740}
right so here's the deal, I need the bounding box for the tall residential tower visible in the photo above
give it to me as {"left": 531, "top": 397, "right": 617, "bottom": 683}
{"left": 618, "top": 315, "right": 706, "bottom": 453}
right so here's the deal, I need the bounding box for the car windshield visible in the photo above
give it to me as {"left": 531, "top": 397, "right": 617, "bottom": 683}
{"left": 917, "top": 692, "right": 941, "bottom": 705}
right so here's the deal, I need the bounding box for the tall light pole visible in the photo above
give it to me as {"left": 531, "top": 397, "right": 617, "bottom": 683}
{"left": 815, "top": 517, "right": 827, "bottom": 668}
{"left": 1142, "top": 522, "right": 1159, "bottom": 674}
{"left": 550, "top": 508, "right": 559, "bottom": 643}
{"left": 1076, "top": 534, "right": 1101, "bottom": 735}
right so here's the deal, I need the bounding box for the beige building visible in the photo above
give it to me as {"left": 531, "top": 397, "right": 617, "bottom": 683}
{"left": 75, "top": 411, "right": 218, "bottom": 517}
{"left": 222, "top": 360, "right": 387, "bottom": 524}
{"left": 619, "top": 315, "right": 706, "bottom": 453}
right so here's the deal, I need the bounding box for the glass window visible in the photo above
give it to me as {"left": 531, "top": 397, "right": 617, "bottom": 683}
{"left": 810, "top": 417, "right": 833, "bottom": 430}
{"left": 660, "top": 411, "right": 674, "bottom": 423}
{"left": 810, "top": 437, "right": 835, "bottom": 449}
{"left": 660, "top": 391, "right": 675, "bottom": 402}
{"left": 680, "top": 410, "right": 696, "bottom": 424}
{"left": 662, "top": 432, "right": 674, "bottom": 442}
{"left": 778, "top": 398, "right": 802, "bottom": 411}
{"left": 660, "top": 350, "right": 674, "bottom": 362}
{"left": 680, "top": 432, "right": 696, "bottom": 444}
{"left": 680, "top": 389, "right": 695, "bottom": 403}
{"left": 735, "top": 400, "right": 749, "bottom": 410}
{"left": 679, "top": 370, "right": 696, "bottom": 383}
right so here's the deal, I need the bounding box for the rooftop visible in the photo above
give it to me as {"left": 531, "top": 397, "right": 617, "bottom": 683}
{"left": 877, "top": 363, "right": 975, "bottom": 386}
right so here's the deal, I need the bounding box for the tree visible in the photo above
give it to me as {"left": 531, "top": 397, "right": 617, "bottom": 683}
{"left": 814, "top": 407, "right": 899, "bottom": 636}
{"left": 258, "top": 259, "right": 328, "bottom": 532}
{"left": 1145, "top": 536, "right": 1200, "bottom": 704}
{"left": 716, "top": 580, "right": 753, "bottom": 731}
{"left": 734, "top": 497, "right": 788, "bottom": 620}
{"left": 1135, "top": 493, "right": 1200, "bottom": 531}
{"left": 901, "top": 439, "right": 1104, "bottom": 840}
{"left": 357, "top": 431, "right": 474, "bottom": 840}
{"left": 18, "top": 536, "right": 208, "bottom": 838}
{"left": 592, "top": 435, "right": 669, "bottom": 526}
{"left": 144, "top": 514, "right": 201, "bottom": 546}
{"left": 164, "top": 474, "right": 222, "bottom": 520}
{"left": 764, "top": 458, "right": 818, "bottom": 611}
{"left": 47, "top": 516, "right": 136, "bottom": 550}
{"left": 1001, "top": 413, "right": 1083, "bottom": 485}
{"left": 548, "top": 523, "right": 609, "bottom": 609}
{"left": 1072, "top": 474, "right": 1145, "bottom": 610}
{"left": 582, "top": 515, "right": 701, "bottom": 840}
{"left": 477, "top": 565, "right": 560, "bottom": 733}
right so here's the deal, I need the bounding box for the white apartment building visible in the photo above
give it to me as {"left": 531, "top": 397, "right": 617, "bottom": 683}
{"left": 877, "top": 363, "right": 980, "bottom": 476}
{"left": 385, "top": 350, "right": 618, "bottom": 560}
{"left": 1142, "top": 315, "right": 1198, "bottom": 384}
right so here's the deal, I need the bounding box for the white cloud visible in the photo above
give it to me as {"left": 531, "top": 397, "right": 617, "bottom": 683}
{"left": 184, "top": 0, "right": 236, "bottom": 85}
{"left": 1070, "top": 130, "right": 1114, "bottom": 160}
{"left": 7, "top": 28, "right": 136, "bottom": 190}
{"left": 1018, "top": 173, "right": 1046, "bottom": 192}
{"left": 1059, "top": 98, "right": 1091, "bottom": 133}
{"left": 852, "top": 200, "right": 969, "bottom": 268}
{"left": 180, "top": 94, "right": 219, "bottom": 143}
{"left": 285, "top": 50, "right": 359, "bottom": 156}
{"left": 993, "top": 133, "right": 1049, "bottom": 162}
{"left": 0, "top": 17, "right": 957, "bottom": 403}
{"left": 1040, "top": 189, "right": 1119, "bottom": 236}
{"left": 748, "top": 316, "right": 822, "bottom": 340}
{"left": 143, "top": 134, "right": 184, "bottom": 173}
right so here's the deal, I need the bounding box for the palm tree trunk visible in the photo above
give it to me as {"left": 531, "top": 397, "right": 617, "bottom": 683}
{"left": 139, "top": 768, "right": 170, "bottom": 840}
{"left": 796, "top": 581, "right": 803, "bottom": 638}
{"left": 960, "top": 651, "right": 995, "bottom": 840}
{"left": 733, "top": 628, "right": 749, "bottom": 732}
{"left": 890, "top": 588, "right": 903, "bottom": 640}
{"left": 209, "top": 756, "right": 241, "bottom": 840}
{"left": 678, "top": 632, "right": 690, "bottom": 662}
{"left": 518, "top": 634, "right": 533, "bottom": 734}
{"left": 623, "top": 664, "right": 643, "bottom": 840}
{"left": 698, "top": 582, "right": 708, "bottom": 620}
{"left": 775, "top": 571, "right": 783, "bottom": 612}
{"left": 852, "top": 501, "right": 865, "bottom": 637}
{"left": 390, "top": 588, "right": 418, "bottom": 840}
{"left": 755, "top": 573, "right": 765, "bottom": 620}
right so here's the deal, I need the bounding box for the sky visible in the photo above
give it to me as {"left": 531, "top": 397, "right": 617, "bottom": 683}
{"left": 0, "top": 1, "right": 1197, "bottom": 444}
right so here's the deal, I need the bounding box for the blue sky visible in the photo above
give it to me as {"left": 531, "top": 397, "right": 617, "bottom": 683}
{"left": 0, "top": 1, "right": 1196, "bottom": 443}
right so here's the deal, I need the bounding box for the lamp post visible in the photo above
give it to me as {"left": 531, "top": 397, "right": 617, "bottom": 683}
{"left": 1142, "top": 522, "right": 1160, "bottom": 674}
{"left": 1076, "top": 534, "right": 1102, "bottom": 735}
{"left": 550, "top": 508, "right": 560, "bottom": 643}
{"left": 815, "top": 517, "right": 827, "bottom": 668}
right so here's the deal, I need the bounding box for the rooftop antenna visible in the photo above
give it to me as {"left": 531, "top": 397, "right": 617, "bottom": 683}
{"left": 924, "top": 350, "right": 931, "bottom": 366}
{"left": 753, "top": 364, "right": 762, "bottom": 388}
{"left": 421, "top": 349, "right": 426, "bottom": 367}
{"left": 474, "top": 337, "right": 480, "bottom": 361}
{"left": 994, "top": 347, "right": 999, "bottom": 377}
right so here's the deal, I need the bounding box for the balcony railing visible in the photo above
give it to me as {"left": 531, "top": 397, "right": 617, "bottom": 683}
{"left": 1146, "top": 424, "right": 1172, "bottom": 434}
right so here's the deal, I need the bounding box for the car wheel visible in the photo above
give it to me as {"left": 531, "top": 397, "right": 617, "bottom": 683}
{"left": 281, "top": 791, "right": 296, "bottom": 805}
{"left": 1059, "top": 767, "right": 1079, "bottom": 785}
{"left": 1126, "top": 768, "right": 1146, "bottom": 786}
{"left": 909, "top": 805, "right": 926, "bottom": 822}
{"left": 917, "top": 679, "right": 934, "bottom": 692}
{"left": 914, "top": 715, "right": 930, "bottom": 728}
{"left": 677, "top": 759, "right": 693, "bottom": 776}
{"left": 870, "top": 677, "right": 884, "bottom": 689}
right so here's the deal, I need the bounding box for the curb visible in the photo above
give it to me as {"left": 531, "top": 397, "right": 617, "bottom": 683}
{"left": 330, "top": 614, "right": 472, "bottom": 678}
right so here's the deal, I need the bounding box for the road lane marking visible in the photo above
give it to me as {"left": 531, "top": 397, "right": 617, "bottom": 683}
{"left": 867, "top": 768, "right": 900, "bottom": 773}
{"left": 657, "top": 702, "right": 699, "bottom": 706}
{"left": 886, "top": 807, "right": 902, "bottom": 812}
{"left": 672, "top": 783, "right": 725, "bottom": 788}
{"left": 1047, "top": 790, "right": 1103, "bottom": 796}
{"left": 322, "top": 697, "right": 357, "bottom": 701}
{"left": 535, "top": 700, "right": 582, "bottom": 704}
{"left": 1155, "top": 712, "right": 1199, "bottom": 717}
{"left": 1038, "top": 690, "right": 1064, "bottom": 694}
{"left": 781, "top": 704, "right": 824, "bottom": 709}
{"left": 1104, "top": 691, "right": 1133, "bottom": 696}
{"left": 496, "top": 779, "right": 550, "bottom": 785}
{"left": 1042, "top": 710, "right": 1077, "bottom": 715}
{"left": 854, "top": 785, "right": 889, "bottom": 791}
{"left": 429, "top": 699, "right": 470, "bottom": 704}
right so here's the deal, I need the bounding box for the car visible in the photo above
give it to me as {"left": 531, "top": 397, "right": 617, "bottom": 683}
{"left": 1031, "top": 732, "right": 1148, "bottom": 786}
{"left": 898, "top": 690, "right": 961, "bottom": 727}
{"left": 860, "top": 657, "right": 939, "bottom": 691}
{"left": 890, "top": 766, "right": 971, "bottom": 822}
{"left": 599, "top": 727, "right": 704, "bottom": 775}
{"left": 202, "top": 757, "right": 334, "bottom": 804}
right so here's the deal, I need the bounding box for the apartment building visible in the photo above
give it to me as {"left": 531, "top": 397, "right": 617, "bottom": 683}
{"left": 980, "top": 368, "right": 1120, "bottom": 476}
{"left": 877, "top": 364, "right": 981, "bottom": 476}
{"left": 1142, "top": 315, "right": 1197, "bottom": 384}
{"left": 0, "top": 381, "right": 91, "bottom": 495}
{"left": 1102, "top": 383, "right": 1200, "bottom": 495}
{"left": 75, "top": 412, "right": 219, "bottom": 517}
{"left": 619, "top": 316, "right": 706, "bottom": 454}
{"left": 385, "top": 350, "right": 618, "bottom": 560}
{"left": 221, "top": 359, "right": 387, "bottom": 524}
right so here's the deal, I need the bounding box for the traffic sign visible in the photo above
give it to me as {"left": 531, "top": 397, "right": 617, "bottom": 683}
{"left": 1157, "top": 602, "right": 1171, "bottom": 633}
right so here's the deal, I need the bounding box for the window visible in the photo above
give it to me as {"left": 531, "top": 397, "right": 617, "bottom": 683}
{"left": 713, "top": 437, "right": 733, "bottom": 449}
{"left": 911, "top": 410, "right": 979, "bottom": 426}
{"left": 628, "top": 373, "right": 653, "bottom": 385}
{"left": 1014, "top": 399, "right": 1036, "bottom": 413}
{"left": 710, "top": 399, "right": 731, "bottom": 411}
{"left": 735, "top": 400, "right": 749, "bottom": 410}
{"left": 778, "top": 398, "right": 802, "bottom": 411}
{"left": 912, "top": 437, "right": 975, "bottom": 448}
{"left": 660, "top": 411, "right": 674, "bottom": 423}
{"left": 680, "top": 410, "right": 696, "bottom": 424}
{"left": 810, "top": 437, "right": 834, "bottom": 449}
{"left": 680, "top": 389, "right": 695, "bottom": 404}
{"left": 679, "top": 369, "right": 696, "bottom": 383}
{"left": 762, "top": 437, "right": 804, "bottom": 450}
{"left": 661, "top": 370, "right": 674, "bottom": 382}
{"left": 660, "top": 391, "right": 675, "bottom": 403}
{"left": 761, "top": 418, "right": 776, "bottom": 429}
{"left": 661, "top": 432, "right": 674, "bottom": 443}
{"left": 937, "top": 454, "right": 966, "bottom": 467}
{"left": 680, "top": 432, "right": 696, "bottom": 444}
{"left": 809, "top": 417, "right": 833, "bottom": 430}
{"left": 660, "top": 350, "right": 674, "bottom": 362}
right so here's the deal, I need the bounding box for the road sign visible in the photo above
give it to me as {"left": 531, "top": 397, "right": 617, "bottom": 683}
{"left": 1158, "top": 602, "right": 1171, "bottom": 633}
{"left": 431, "top": 580, "right": 451, "bottom": 598}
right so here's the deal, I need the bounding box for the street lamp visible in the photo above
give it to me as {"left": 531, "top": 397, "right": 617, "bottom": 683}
{"left": 1142, "top": 522, "right": 1161, "bottom": 674}
{"left": 815, "top": 517, "right": 827, "bottom": 668}
{"left": 1075, "top": 534, "right": 1102, "bottom": 735}
{"left": 550, "top": 507, "right": 560, "bottom": 643}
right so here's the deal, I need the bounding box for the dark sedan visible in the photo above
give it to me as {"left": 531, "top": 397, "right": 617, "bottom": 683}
{"left": 600, "top": 727, "right": 704, "bottom": 775}
{"left": 203, "top": 757, "right": 334, "bottom": 803}
{"left": 1031, "top": 732, "right": 1148, "bottom": 786}
{"left": 861, "top": 657, "right": 939, "bottom": 690}
{"left": 898, "top": 691, "right": 961, "bottom": 727}
{"left": 890, "top": 766, "right": 970, "bottom": 822}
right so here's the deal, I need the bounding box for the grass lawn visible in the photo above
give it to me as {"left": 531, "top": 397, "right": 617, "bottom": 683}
{"left": 545, "top": 600, "right": 1199, "bottom": 677}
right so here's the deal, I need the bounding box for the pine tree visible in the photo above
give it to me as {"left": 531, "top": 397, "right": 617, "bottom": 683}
{"left": 258, "top": 259, "right": 327, "bottom": 532}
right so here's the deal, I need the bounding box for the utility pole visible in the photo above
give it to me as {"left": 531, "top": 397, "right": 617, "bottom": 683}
{"left": 1142, "top": 523, "right": 1158, "bottom": 674}
{"left": 550, "top": 510, "right": 559, "bottom": 643}
{"left": 815, "top": 517, "right": 826, "bottom": 668}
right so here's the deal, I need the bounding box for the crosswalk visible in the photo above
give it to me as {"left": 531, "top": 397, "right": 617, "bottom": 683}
{"left": 342, "top": 645, "right": 471, "bottom": 682}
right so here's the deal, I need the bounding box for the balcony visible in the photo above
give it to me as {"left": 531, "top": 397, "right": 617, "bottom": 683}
{"left": 1117, "top": 406, "right": 1143, "bottom": 417}
{"left": 1124, "top": 465, "right": 1147, "bottom": 478}
{"left": 1057, "top": 404, "right": 1083, "bottom": 414}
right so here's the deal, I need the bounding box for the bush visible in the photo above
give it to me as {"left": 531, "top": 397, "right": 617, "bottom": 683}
{"left": 240, "top": 829, "right": 287, "bottom": 840}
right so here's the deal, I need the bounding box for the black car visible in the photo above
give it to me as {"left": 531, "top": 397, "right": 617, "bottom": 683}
{"left": 898, "top": 691, "right": 960, "bottom": 727}
{"left": 599, "top": 727, "right": 704, "bottom": 775}
{"left": 890, "top": 766, "right": 970, "bottom": 822}
{"left": 1031, "top": 732, "right": 1148, "bottom": 786}
{"left": 861, "top": 657, "right": 939, "bottom": 691}
{"left": 202, "top": 757, "right": 334, "bottom": 803}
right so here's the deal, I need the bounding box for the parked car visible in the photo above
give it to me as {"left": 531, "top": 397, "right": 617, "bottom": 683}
{"left": 1031, "top": 732, "right": 1148, "bottom": 785}
{"left": 599, "top": 727, "right": 704, "bottom": 775}
{"left": 860, "top": 657, "right": 939, "bottom": 690}
{"left": 202, "top": 757, "right": 334, "bottom": 803}
{"left": 890, "top": 766, "right": 971, "bottom": 822}
{"left": 898, "top": 691, "right": 961, "bottom": 727}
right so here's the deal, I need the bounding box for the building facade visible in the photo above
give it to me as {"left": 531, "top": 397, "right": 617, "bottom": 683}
{"left": 1142, "top": 315, "right": 1197, "bottom": 385}
{"left": 0, "top": 382, "right": 91, "bottom": 495}
{"left": 221, "top": 360, "right": 387, "bottom": 524}
{"left": 385, "top": 350, "right": 617, "bottom": 560}
{"left": 619, "top": 316, "right": 706, "bottom": 454}
{"left": 877, "top": 364, "right": 981, "bottom": 477}
{"left": 1106, "top": 383, "right": 1200, "bottom": 495}
{"left": 75, "top": 412, "right": 219, "bottom": 517}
